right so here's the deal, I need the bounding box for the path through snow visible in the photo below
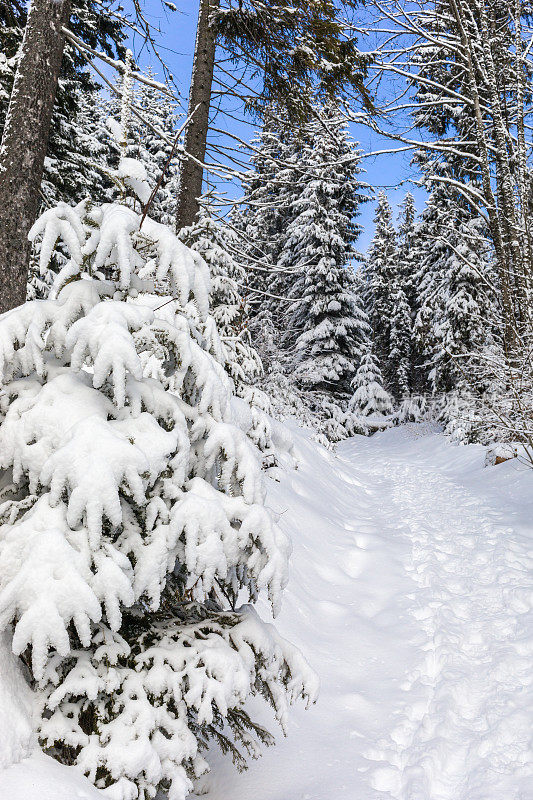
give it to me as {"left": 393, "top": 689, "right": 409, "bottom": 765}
{"left": 1, "top": 423, "right": 532, "bottom": 799}
{"left": 202, "top": 423, "right": 533, "bottom": 800}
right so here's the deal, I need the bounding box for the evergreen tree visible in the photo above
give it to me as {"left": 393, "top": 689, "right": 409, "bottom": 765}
{"left": 364, "top": 191, "right": 411, "bottom": 399}
{"left": 411, "top": 184, "right": 450, "bottom": 394}
{"left": 0, "top": 0, "right": 25, "bottom": 132}
{"left": 438, "top": 217, "right": 494, "bottom": 393}
{"left": 134, "top": 71, "right": 181, "bottom": 224}
{"left": 68, "top": 87, "right": 115, "bottom": 203}
{"left": 347, "top": 346, "right": 393, "bottom": 434}
{"left": 396, "top": 192, "right": 419, "bottom": 320}
{"left": 281, "top": 104, "right": 367, "bottom": 398}
{"left": 389, "top": 281, "right": 412, "bottom": 398}
{"left": 27, "top": 93, "right": 117, "bottom": 301}
{"left": 181, "top": 203, "right": 277, "bottom": 456}
{"left": 237, "top": 111, "right": 303, "bottom": 316}
{"left": 182, "top": 205, "right": 263, "bottom": 389}
{"left": 364, "top": 191, "right": 396, "bottom": 364}
{"left": 0, "top": 156, "right": 317, "bottom": 800}
{"left": 103, "top": 69, "right": 181, "bottom": 223}
{"left": 347, "top": 265, "right": 372, "bottom": 353}
{"left": 413, "top": 183, "right": 496, "bottom": 395}
{"left": 0, "top": 0, "right": 126, "bottom": 205}
{"left": 397, "top": 192, "right": 425, "bottom": 391}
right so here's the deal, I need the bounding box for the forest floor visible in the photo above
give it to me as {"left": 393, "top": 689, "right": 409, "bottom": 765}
{"left": 1, "top": 423, "right": 533, "bottom": 799}
{"left": 201, "top": 422, "right": 533, "bottom": 800}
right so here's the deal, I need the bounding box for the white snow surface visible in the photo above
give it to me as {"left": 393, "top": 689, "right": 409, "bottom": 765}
{"left": 199, "top": 422, "right": 533, "bottom": 800}
{"left": 0, "top": 751, "right": 103, "bottom": 799}
{"left": 1, "top": 421, "right": 533, "bottom": 799}
{"left": 0, "top": 632, "right": 34, "bottom": 769}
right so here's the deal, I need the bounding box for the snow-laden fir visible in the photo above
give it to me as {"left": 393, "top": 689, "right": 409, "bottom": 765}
{"left": 2, "top": 422, "right": 533, "bottom": 799}
{"left": 0, "top": 158, "right": 317, "bottom": 800}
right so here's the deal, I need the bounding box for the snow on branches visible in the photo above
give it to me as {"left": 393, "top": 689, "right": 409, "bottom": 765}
{"left": 0, "top": 173, "right": 316, "bottom": 798}
{"left": 347, "top": 347, "right": 393, "bottom": 435}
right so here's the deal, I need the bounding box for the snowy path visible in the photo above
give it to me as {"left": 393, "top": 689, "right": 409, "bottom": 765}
{"left": 1, "top": 423, "right": 532, "bottom": 799}
{"left": 203, "top": 424, "right": 533, "bottom": 800}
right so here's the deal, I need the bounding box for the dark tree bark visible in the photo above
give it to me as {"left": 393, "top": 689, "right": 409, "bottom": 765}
{"left": 175, "top": 0, "right": 219, "bottom": 231}
{"left": 174, "top": 0, "right": 369, "bottom": 233}
{"left": 0, "top": 0, "right": 71, "bottom": 314}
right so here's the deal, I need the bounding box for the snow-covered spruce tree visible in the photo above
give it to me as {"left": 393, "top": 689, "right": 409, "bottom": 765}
{"left": 181, "top": 206, "right": 261, "bottom": 388}
{"left": 407, "top": 0, "right": 533, "bottom": 339}
{"left": 134, "top": 70, "right": 181, "bottom": 225}
{"left": 70, "top": 88, "right": 117, "bottom": 205}
{"left": 396, "top": 192, "right": 427, "bottom": 393}
{"left": 388, "top": 282, "right": 412, "bottom": 400}
{"left": 411, "top": 186, "right": 450, "bottom": 395}
{"left": 436, "top": 218, "right": 495, "bottom": 395}
{"left": 27, "top": 82, "right": 129, "bottom": 302}
{"left": 396, "top": 193, "right": 419, "bottom": 323}
{"left": 233, "top": 114, "right": 314, "bottom": 414}
{"left": 53, "top": 0, "right": 126, "bottom": 198}
{"left": 236, "top": 110, "right": 305, "bottom": 320}
{"left": 0, "top": 0, "right": 126, "bottom": 206}
{"left": 180, "top": 206, "right": 275, "bottom": 455}
{"left": 0, "top": 0, "right": 25, "bottom": 133}
{"left": 413, "top": 182, "right": 496, "bottom": 397}
{"left": 346, "top": 346, "right": 393, "bottom": 435}
{"left": 0, "top": 165, "right": 317, "bottom": 799}
{"left": 103, "top": 66, "right": 180, "bottom": 223}
{"left": 364, "top": 191, "right": 411, "bottom": 400}
{"left": 282, "top": 104, "right": 368, "bottom": 399}
{"left": 347, "top": 265, "right": 372, "bottom": 354}
{"left": 27, "top": 90, "right": 118, "bottom": 302}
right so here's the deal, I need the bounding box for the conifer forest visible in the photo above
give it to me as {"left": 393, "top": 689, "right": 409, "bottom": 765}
{"left": 1, "top": 1, "right": 533, "bottom": 799}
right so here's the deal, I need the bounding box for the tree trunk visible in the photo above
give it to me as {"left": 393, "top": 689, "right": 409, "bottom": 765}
{"left": 0, "top": 0, "right": 71, "bottom": 314}
{"left": 448, "top": 0, "right": 516, "bottom": 353}
{"left": 175, "top": 0, "right": 219, "bottom": 231}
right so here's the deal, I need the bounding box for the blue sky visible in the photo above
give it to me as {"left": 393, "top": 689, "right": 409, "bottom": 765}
{"left": 126, "top": 0, "right": 427, "bottom": 253}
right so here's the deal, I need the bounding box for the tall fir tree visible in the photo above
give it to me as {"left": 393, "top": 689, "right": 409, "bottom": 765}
{"left": 236, "top": 110, "right": 304, "bottom": 317}
{"left": 0, "top": 150, "right": 317, "bottom": 800}
{"left": 102, "top": 69, "right": 180, "bottom": 222}
{"left": 182, "top": 203, "right": 280, "bottom": 455}
{"left": 438, "top": 217, "right": 495, "bottom": 393}
{"left": 410, "top": 0, "right": 533, "bottom": 334}
{"left": 134, "top": 70, "right": 181, "bottom": 225}
{"left": 0, "top": 0, "right": 126, "bottom": 205}
{"left": 388, "top": 282, "right": 412, "bottom": 398}
{"left": 181, "top": 204, "right": 262, "bottom": 389}
{"left": 364, "top": 191, "right": 411, "bottom": 400}
{"left": 413, "top": 183, "right": 496, "bottom": 395}
{"left": 396, "top": 192, "right": 419, "bottom": 320}
{"left": 412, "top": 186, "right": 451, "bottom": 394}
{"left": 347, "top": 345, "right": 393, "bottom": 434}
{"left": 280, "top": 104, "right": 368, "bottom": 398}
{"left": 396, "top": 192, "right": 424, "bottom": 392}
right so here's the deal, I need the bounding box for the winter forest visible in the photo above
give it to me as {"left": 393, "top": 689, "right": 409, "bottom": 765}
{"left": 1, "top": 0, "right": 533, "bottom": 798}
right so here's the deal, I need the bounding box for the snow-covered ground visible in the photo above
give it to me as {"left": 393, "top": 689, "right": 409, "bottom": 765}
{"left": 1, "top": 422, "right": 533, "bottom": 799}
{"left": 200, "top": 423, "right": 533, "bottom": 800}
